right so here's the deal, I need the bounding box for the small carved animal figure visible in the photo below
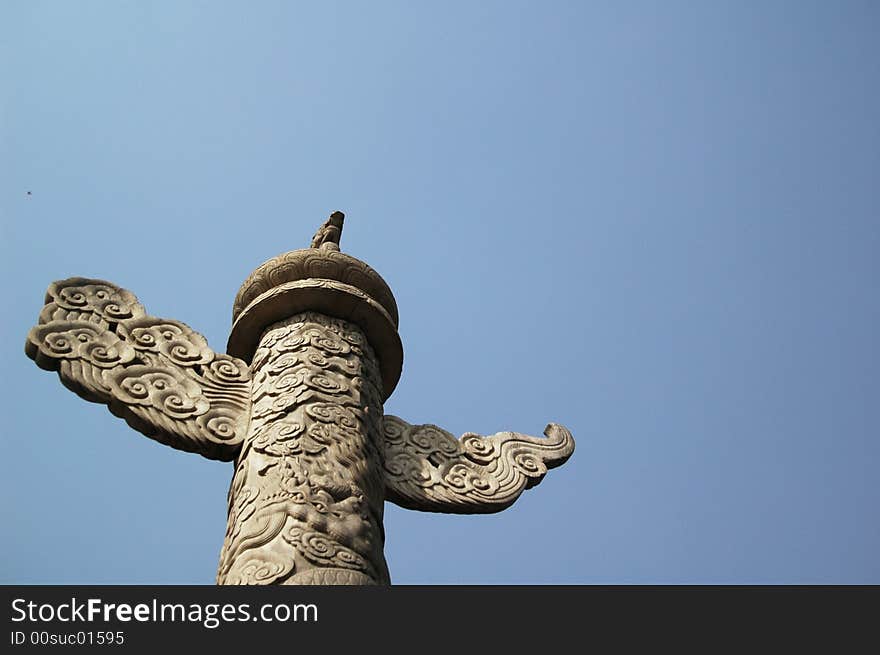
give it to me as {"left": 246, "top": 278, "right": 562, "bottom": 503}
{"left": 310, "top": 211, "right": 345, "bottom": 251}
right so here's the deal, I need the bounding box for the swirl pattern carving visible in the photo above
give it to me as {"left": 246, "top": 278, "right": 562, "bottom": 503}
{"left": 382, "top": 415, "right": 575, "bottom": 513}
{"left": 217, "top": 312, "right": 388, "bottom": 585}
{"left": 25, "top": 278, "right": 251, "bottom": 461}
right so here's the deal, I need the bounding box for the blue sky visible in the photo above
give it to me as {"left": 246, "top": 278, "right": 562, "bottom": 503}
{"left": 1, "top": 1, "right": 878, "bottom": 583}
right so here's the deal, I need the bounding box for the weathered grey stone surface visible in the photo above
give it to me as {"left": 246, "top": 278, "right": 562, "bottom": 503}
{"left": 24, "top": 212, "right": 575, "bottom": 584}
{"left": 218, "top": 312, "right": 389, "bottom": 585}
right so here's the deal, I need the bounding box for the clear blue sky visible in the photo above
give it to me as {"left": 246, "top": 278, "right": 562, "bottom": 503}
{"left": 1, "top": 1, "right": 878, "bottom": 584}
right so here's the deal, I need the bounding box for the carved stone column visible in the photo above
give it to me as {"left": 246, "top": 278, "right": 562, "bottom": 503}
{"left": 24, "top": 212, "right": 574, "bottom": 586}
{"left": 219, "top": 240, "right": 403, "bottom": 585}
{"left": 217, "top": 312, "right": 389, "bottom": 585}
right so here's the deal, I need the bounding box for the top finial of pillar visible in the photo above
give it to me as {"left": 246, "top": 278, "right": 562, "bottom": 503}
{"left": 310, "top": 211, "right": 345, "bottom": 251}
{"left": 228, "top": 210, "right": 402, "bottom": 397}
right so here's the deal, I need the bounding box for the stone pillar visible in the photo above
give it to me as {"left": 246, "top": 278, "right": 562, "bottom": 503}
{"left": 23, "top": 213, "right": 575, "bottom": 586}
{"left": 218, "top": 245, "right": 403, "bottom": 584}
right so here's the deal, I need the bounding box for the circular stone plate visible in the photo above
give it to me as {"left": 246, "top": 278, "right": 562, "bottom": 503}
{"left": 227, "top": 278, "right": 403, "bottom": 400}
{"left": 232, "top": 249, "right": 399, "bottom": 327}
